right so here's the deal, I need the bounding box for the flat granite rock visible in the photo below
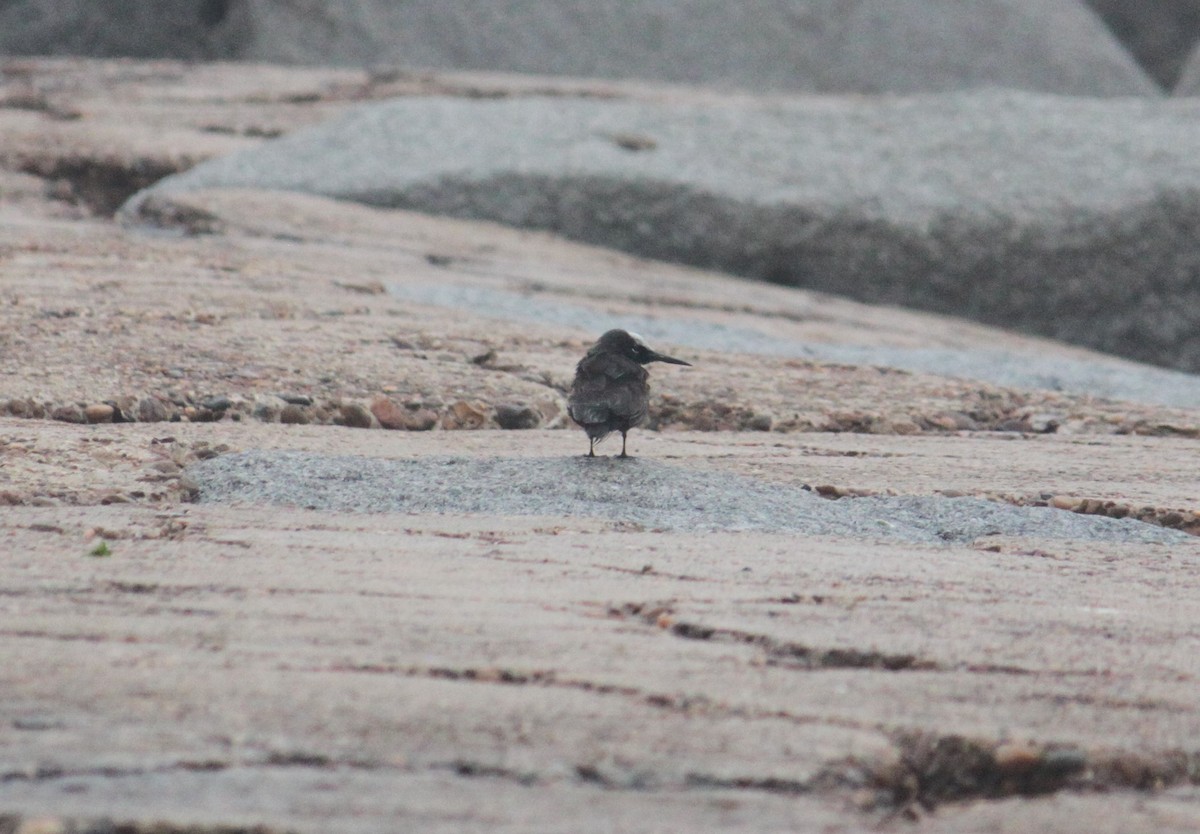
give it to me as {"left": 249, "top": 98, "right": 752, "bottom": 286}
{"left": 5, "top": 59, "right": 1200, "bottom": 834}
{"left": 132, "top": 90, "right": 1200, "bottom": 371}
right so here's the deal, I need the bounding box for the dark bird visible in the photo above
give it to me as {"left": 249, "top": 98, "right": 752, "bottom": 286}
{"left": 568, "top": 329, "right": 691, "bottom": 458}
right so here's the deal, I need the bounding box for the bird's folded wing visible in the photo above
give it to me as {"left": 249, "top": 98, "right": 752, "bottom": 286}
{"left": 586, "top": 353, "right": 639, "bottom": 381}
{"left": 571, "top": 381, "right": 645, "bottom": 421}
{"left": 568, "top": 401, "right": 611, "bottom": 424}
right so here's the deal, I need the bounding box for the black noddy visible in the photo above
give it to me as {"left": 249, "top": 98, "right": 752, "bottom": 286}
{"left": 567, "top": 329, "right": 691, "bottom": 458}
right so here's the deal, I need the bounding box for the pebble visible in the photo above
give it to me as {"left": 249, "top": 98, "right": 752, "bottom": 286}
{"left": 370, "top": 396, "right": 407, "bottom": 430}
{"left": 446, "top": 400, "right": 488, "bottom": 430}
{"left": 925, "top": 414, "right": 959, "bottom": 431}
{"left": 993, "top": 742, "right": 1042, "bottom": 775}
{"left": 931, "top": 411, "right": 980, "bottom": 431}
{"left": 495, "top": 403, "right": 540, "bottom": 430}
{"left": 3, "top": 398, "right": 38, "bottom": 418}
{"left": 253, "top": 394, "right": 287, "bottom": 422}
{"left": 747, "top": 413, "right": 773, "bottom": 432}
{"left": 1025, "top": 413, "right": 1061, "bottom": 433}
{"left": 12, "top": 816, "right": 68, "bottom": 834}
{"left": 888, "top": 419, "right": 922, "bottom": 435}
{"left": 136, "top": 397, "right": 169, "bottom": 422}
{"left": 339, "top": 402, "right": 374, "bottom": 429}
{"left": 202, "top": 395, "right": 232, "bottom": 411}
{"left": 84, "top": 403, "right": 114, "bottom": 423}
{"left": 611, "top": 132, "right": 658, "bottom": 152}
{"left": 371, "top": 397, "right": 439, "bottom": 431}
{"left": 1040, "top": 748, "right": 1088, "bottom": 776}
{"left": 402, "top": 408, "right": 439, "bottom": 431}
{"left": 280, "top": 393, "right": 313, "bottom": 406}
{"left": 50, "top": 404, "right": 86, "bottom": 424}
{"left": 1049, "top": 495, "right": 1079, "bottom": 511}
{"left": 113, "top": 395, "right": 138, "bottom": 416}
{"left": 279, "top": 404, "right": 310, "bottom": 425}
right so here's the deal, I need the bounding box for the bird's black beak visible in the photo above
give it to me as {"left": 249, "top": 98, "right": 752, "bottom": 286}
{"left": 648, "top": 350, "right": 691, "bottom": 366}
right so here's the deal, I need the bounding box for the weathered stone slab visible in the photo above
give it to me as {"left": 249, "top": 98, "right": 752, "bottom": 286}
{"left": 133, "top": 92, "right": 1200, "bottom": 370}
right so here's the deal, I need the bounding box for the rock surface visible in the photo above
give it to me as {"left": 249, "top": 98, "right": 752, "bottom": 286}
{"left": 2, "top": 424, "right": 1200, "bottom": 833}
{"left": 0, "top": 0, "right": 1157, "bottom": 96}
{"left": 136, "top": 90, "right": 1200, "bottom": 371}
{"left": 2, "top": 59, "right": 1200, "bottom": 834}
{"left": 186, "top": 450, "right": 1188, "bottom": 544}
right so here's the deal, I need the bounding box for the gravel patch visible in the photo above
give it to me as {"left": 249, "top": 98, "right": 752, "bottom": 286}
{"left": 186, "top": 451, "right": 1187, "bottom": 546}
{"left": 132, "top": 91, "right": 1200, "bottom": 371}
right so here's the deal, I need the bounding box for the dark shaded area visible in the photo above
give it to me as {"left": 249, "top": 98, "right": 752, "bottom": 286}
{"left": 851, "top": 732, "right": 1200, "bottom": 813}
{"left": 1085, "top": 0, "right": 1200, "bottom": 89}
{"left": 0, "top": 817, "right": 288, "bottom": 834}
{"left": 662, "top": 617, "right": 932, "bottom": 671}
{"left": 881, "top": 733, "right": 1087, "bottom": 810}
{"left": 0, "top": 0, "right": 248, "bottom": 60}
{"left": 612, "top": 602, "right": 936, "bottom": 670}
{"left": 199, "top": 0, "right": 234, "bottom": 27}
{"left": 18, "top": 155, "right": 190, "bottom": 216}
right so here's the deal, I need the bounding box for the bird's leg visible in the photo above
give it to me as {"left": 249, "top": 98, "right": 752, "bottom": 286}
{"left": 619, "top": 431, "right": 629, "bottom": 458}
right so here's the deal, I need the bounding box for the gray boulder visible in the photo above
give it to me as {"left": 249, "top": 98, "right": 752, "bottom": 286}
{"left": 1083, "top": 0, "right": 1200, "bottom": 90}
{"left": 1, "top": 0, "right": 1158, "bottom": 97}
{"left": 241, "top": 0, "right": 1159, "bottom": 96}
{"left": 1176, "top": 39, "right": 1200, "bottom": 95}
{"left": 129, "top": 90, "right": 1200, "bottom": 371}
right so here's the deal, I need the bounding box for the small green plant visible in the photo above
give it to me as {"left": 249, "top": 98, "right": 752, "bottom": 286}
{"left": 88, "top": 541, "right": 111, "bottom": 558}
